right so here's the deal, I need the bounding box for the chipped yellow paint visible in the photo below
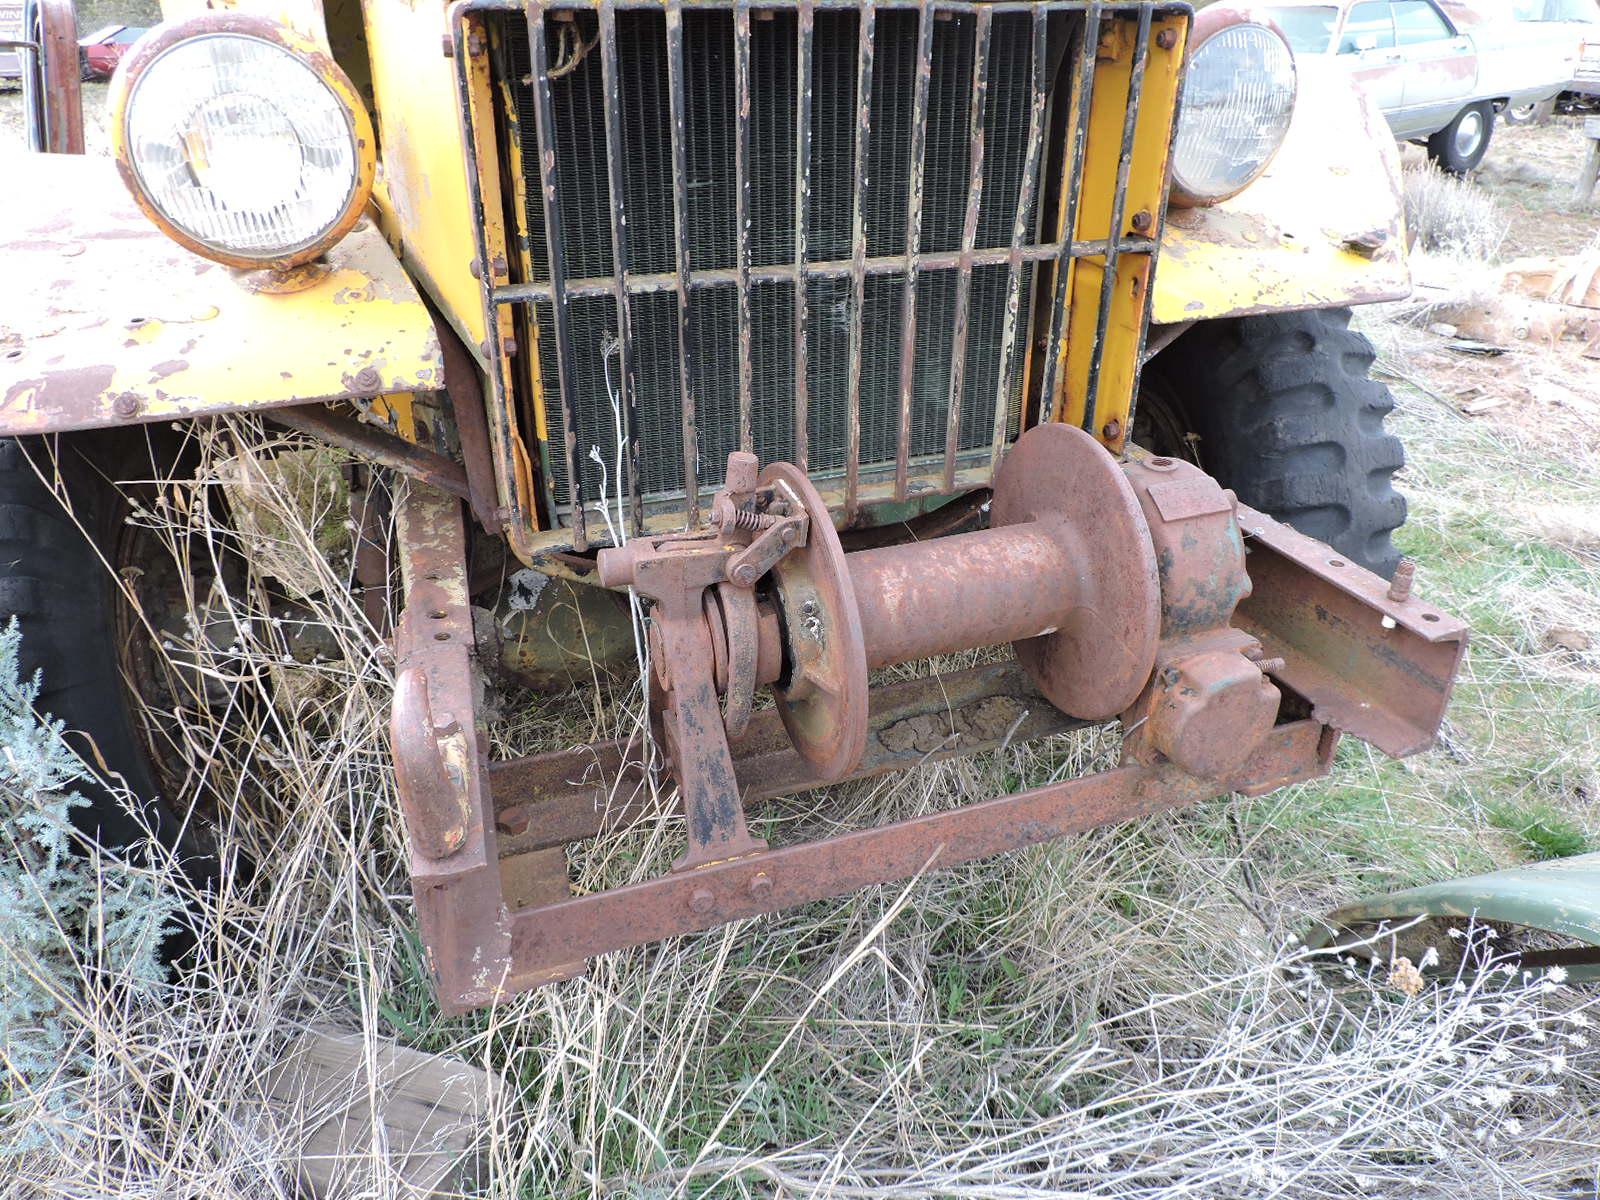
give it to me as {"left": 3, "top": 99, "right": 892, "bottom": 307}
{"left": 362, "top": 0, "right": 486, "bottom": 352}
{"left": 1151, "top": 58, "right": 1411, "bottom": 325}
{"left": 1052, "top": 11, "right": 1185, "bottom": 453}
{"left": 0, "top": 154, "right": 442, "bottom": 436}
{"left": 370, "top": 393, "right": 418, "bottom": 441}
{"left": 158, "top": 0, "right": 331, "bottom": 46}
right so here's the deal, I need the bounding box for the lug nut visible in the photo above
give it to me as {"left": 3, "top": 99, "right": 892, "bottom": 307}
{"left": 1387, "top": 557, "right": 1416, "bottom": 603}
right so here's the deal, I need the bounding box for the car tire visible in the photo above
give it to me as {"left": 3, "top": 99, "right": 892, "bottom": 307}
{"left": 1137, "top": 308, "right": 1407, "bottom": 580}
{"left": 0, "top": 435, "right": 214, "bottom": 880}
{"left": 1426, "top": 102, "right": 1494, "bottom": 174}
{"left": 1504, "top": 97, "right": 1556, "bottom": 127}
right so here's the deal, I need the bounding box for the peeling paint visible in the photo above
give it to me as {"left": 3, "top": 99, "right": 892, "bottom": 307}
{"left": 0, "top": 154, "right": 444, "bottom": 435}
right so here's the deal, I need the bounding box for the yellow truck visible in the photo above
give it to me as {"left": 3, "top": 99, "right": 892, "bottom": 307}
{"left": 2, "top": 0, "right": 1512, "bottom": 1008}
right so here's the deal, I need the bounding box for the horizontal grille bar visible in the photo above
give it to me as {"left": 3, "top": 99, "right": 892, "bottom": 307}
{"left": 489, "top": 238, "right": 1158, "bottom": 304}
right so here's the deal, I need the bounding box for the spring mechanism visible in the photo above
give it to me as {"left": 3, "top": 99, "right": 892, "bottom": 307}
{"left": 727, "top": 507, "right": 779, "bottom": 531}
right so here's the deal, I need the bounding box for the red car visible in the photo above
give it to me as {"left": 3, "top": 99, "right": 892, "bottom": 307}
{"left": 78, "top": 24, "right": 144, "bottom": 81}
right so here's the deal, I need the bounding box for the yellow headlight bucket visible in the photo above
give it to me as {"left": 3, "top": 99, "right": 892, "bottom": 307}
{"left": 109, "top": 14, "right": 376, "bottom": 271}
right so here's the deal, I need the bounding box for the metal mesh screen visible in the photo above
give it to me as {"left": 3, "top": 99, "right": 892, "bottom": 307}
{"left": 501, "top": 3, "right": 1048, "bottom": 514}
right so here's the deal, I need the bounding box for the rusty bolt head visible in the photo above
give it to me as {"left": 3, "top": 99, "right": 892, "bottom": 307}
{"left": 689, "top": 887, "right": 716, "bottom": 915}
{"left": 353, "top": 367, "right": 382, "bottom": 394}
{"left": 1155, "top": 27, "right": 1178, "bottom": 50}
{"left": 733, "top": 563, "right": 760, "bottom": 587}
{"left": 1387, "top": 557, "right": 1416, "bottom": 603}
{"left": 779, "top": 525, "right": 797, "bottom": 546}
{"left": 112, "top": 394, "right": 141, "bottom": 419}
{"left": 749, "top": 872, "right": 773, "bottom": 899}
{"left": 1101, "top": 418, "right": 1123, "bottom": 441}
{"left": 504, "top": 338, "right": 519, "bottom": 357}
{"left": 496, "top": 806, "right": 531, "bottom": 836}
{"left": 1130, "top": 210, "right": 1154, "bottom": 235}
{"left": 441, "top": 32, "right": 455, "bottom": 57}
{"left": 468, "top": 258, "right": 483, "bottom": 280}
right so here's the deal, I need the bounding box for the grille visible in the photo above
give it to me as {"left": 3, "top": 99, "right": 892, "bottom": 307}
{"left": 483, "top": 0, "right": 1169, "bottom": 546}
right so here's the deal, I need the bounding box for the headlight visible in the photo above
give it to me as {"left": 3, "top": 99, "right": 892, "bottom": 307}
{"left": 109, "top": 16, "right": 375, "bottom": 270}
{"left": 1170, "top": 16, "right": 1296, "bottom": 208}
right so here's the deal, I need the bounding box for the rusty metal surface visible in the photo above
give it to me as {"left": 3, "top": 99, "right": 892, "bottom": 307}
{"left": 489, "top": 659, "right": 1083, "bottom": 856}
{"left": 1234, "top": 502, "right": 1468, "bottom": 758}
{"left": 1151, "top": 57, "right": 1411, "bottom": 325}
{"left": 393, "top": 484, "right": 583, "bottom": 1010}
{"left": 990, "top": 423, "right": 1161, "bottom": 720}
{"left": 20, "top": 0, "right": 82, "bottom": 154}
{"left": 0, "top": 154, "right": 444, "bottom": 437}
{"left": 506, "top": 720, "right": 1332, "bottom": 973}
{"left": 764, "top": 460, "right": 871, "bottom": 782}
{"left": 267, "top": 406, "right": 473, "bottom": 502}
{"left": 1117, "top": 452, "right": 1283, "bottom": 779}
{"left": 438, "top": 324, "right": 501, "bottom": 532}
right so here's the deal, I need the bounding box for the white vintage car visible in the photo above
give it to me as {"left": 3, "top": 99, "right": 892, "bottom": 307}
{"left": 1261, "top": 0, "right": 1577, "bottom": 171}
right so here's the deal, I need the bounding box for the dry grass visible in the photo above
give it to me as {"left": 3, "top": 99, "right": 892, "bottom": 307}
{"left": 0, "top": 375, "right": 1597, "bottom": 1199}
{"left": 4, "top": 73, "right": 1600, "bottom": 1200}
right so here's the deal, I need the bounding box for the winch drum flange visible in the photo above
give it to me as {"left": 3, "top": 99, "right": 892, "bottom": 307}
{"left": 763, "top": 423, "right": 1163, "bottom": 779}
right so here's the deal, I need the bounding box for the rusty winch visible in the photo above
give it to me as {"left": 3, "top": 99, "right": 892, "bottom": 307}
{"left": 596, "top": 424, "right": 1284, "bottom": 872}
{"left": 390, "top": 426, "right": 1465, "bottom": 1010}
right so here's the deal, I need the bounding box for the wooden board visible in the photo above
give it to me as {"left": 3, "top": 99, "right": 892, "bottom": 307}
{"left": 263, "top": 1026, "right": 495, "bottom": 1198}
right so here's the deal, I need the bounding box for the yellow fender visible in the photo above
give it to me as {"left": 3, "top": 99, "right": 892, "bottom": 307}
{"left": 0, "top": 153, "right": 442, "bottom": 436}
{"left": 1152, "top": 57, "right": 1412, "bottom": 325}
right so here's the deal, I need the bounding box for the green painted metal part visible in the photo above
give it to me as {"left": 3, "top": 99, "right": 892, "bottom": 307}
{"left": 1307, "top": 853, "right": 1600, "bottom": 983}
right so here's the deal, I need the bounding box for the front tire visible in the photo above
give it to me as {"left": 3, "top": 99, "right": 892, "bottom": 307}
{"left": 1427, "top": 102, "right": 1494, "bottom": 175}
{"left": 0, "top": 435, "right": 211, "bottom": 875}
{"left": 1137, "top": 308, "right": 1407, "bottom": 580}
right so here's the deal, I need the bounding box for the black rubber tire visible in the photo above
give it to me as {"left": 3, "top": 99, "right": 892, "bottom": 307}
{"left": 0, "top": 435, "right": 198, "bottom": 866}
{"left": 1504, "top": 97, "right": 1556, "bottom": 127}
{"left": 1427, "top": 102, "right": 1495, "bottom": 175}
{"left": 1138, "top": 308, "right": 1407, "bottom": 580}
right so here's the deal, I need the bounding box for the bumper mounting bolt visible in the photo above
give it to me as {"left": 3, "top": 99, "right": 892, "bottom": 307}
{"left": 496, "top": 806, "right": 531, "bottom": 836}
{"left": 1387, "top": 557, "right": 1416, "bottom": 603}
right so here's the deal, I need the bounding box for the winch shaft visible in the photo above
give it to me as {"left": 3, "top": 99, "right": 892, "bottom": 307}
{"left": 846, "top": 522, "right": 1081, "bottom": 670}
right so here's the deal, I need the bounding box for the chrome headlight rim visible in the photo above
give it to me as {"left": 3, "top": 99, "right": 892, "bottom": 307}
{"left": 1169, "top": 7, "right": 1297, "bottom": 210}
{"left": 109, "top": 14, "right": 376, "bottom": 271}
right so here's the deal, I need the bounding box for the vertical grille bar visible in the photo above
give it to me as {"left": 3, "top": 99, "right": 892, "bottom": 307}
{"left": 941, "top": 6, "right": 991, "bottom": 492}
{"left": 665, "top": 0, "right": 701, "bottom": 522}
{"left": 1082, "top": 3, "right": 1151, "bottom": 435}
{"left": 793, "top": 0, "right": 815, "bottom": 472}
{"left": 524, "top": 1, "right": 587, "bottom": 550}
{"left": 1036, "top": 1, "right": 1100, "bottom": 425}
{"left": 843, "top": 0, "right": 876, "bottom": 521}
{"left": 893, "top": 1, "right": 936, "bottom": 501}
{"left": 990, "top": 3, "right": 1048, "bottom": 474}
{"left": 733, "top": 0, "right": 755, "bottom": 454}
{"left": 597, "top": 0, "right": 641, "bottom": 535}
